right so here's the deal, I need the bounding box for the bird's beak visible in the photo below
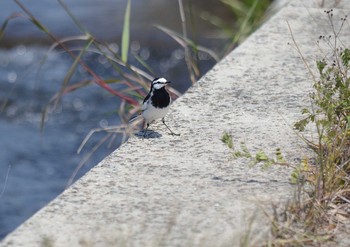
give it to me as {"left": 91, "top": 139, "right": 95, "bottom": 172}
{"left": 166, "top": 81, "right": 171, "bottom": 84}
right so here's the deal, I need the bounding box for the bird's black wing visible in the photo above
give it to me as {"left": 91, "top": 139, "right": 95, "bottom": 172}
{"left": 142, "top": 90, "right": 152, "bottom": 111}
{"left": 143, "top": 92, "right": 151, "bottom": 105}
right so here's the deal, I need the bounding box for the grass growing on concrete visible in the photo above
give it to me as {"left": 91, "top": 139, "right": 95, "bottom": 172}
{"left": 265, "top": 9, "right": 350, "bottom": 246}
{"left": 221, "top": 132, "right": 286, "bottom": 168}
{"left": 221, "top": 9, "right": 350, "bottom": 246}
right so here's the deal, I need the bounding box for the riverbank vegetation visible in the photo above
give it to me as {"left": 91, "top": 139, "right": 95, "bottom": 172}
{"left": 267, "top": 10, "right": 350, "bottom": 246}
{"left": 222, "top": 9, "right": 350, "bottom": 246}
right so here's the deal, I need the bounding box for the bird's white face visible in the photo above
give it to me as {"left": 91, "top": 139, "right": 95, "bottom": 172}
{"left": 152, "top": 77, "right": 169, "bottom": 90}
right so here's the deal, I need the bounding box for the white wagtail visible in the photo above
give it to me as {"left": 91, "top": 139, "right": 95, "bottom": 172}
{"left": 139, "top": 77, "right": 180, "bottom": 136}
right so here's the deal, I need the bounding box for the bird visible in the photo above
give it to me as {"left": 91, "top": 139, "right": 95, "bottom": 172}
{"left": 139, "top": 77, "right": 180, "bottom": 137}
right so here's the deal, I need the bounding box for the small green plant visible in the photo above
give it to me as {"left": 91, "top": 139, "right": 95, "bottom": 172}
{"left": 293, "top": 9, "right": 350, "bottom": 205}
{"left": 221, "top": 131, "right": 234, "bottom": 149}
{"left": 266, "top": 9, "right": 350, "bottom": 246}
{"left": 221, "top": 132, "right": 285, "bottom": 168}
{"left": 294, "top": 47, "right": 350, "bottom": 133}
{"left": 221, "top": 132, "right": 252, "bottom": 159}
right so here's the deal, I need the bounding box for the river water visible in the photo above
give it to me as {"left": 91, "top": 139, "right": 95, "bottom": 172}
{"left": 0, "top": 0, "right": 234, "bottom": 239}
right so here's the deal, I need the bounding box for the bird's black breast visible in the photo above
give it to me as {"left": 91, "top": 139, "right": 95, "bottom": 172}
{"left": 151, "top": 87, "right": 170, "bottom": 108}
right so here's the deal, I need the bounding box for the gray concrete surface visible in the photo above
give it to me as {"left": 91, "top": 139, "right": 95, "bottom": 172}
{"left": 1, "top": 0, "right": 350, "bottom": 246}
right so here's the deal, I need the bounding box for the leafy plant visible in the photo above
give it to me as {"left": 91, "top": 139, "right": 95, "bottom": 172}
{"left": 266, "top": 9, "right": 350, "bottom": 246}
{"left": 293, "top": 10, "right": 350, "bottom": 199}
{"left": 221, "top": 132, "right": 285, "bottom": 168}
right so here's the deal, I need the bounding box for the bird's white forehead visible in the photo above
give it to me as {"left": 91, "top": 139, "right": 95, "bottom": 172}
{"left": 153, "top": 77, "right": 167, "bottom": 84}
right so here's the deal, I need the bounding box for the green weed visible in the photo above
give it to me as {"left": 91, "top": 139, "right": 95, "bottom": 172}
{"left": 266, "top": 9, "right": 350, "bottom": 246}
{"left": 221, "top": 132, "right": 285, "bottom": 168}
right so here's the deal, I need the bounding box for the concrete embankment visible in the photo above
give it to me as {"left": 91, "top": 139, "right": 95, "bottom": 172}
{"left": 2, "top": 1, "right": 349, "bottom": 246}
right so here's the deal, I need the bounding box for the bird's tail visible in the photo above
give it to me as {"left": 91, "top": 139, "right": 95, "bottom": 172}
{"left": 128, "top": 113, "right": 145, "bottom": 132}
{"left": 128, "top": 113, "right": 142, "bottom": 123}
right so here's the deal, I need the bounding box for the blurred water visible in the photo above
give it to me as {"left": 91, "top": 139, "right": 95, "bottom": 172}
{"left": 0, "top": 0, "right": 228, "bottom": 239}
{"left": 0, "top": 0, "right": 231, "bottom": 47}
{"left": 0, "top": 47, "right": 126, "bottom": 238}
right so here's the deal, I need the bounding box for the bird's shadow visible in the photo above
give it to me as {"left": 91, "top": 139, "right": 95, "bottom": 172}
{"left": 135, "top": 130, "right": 162, "bottom": 139}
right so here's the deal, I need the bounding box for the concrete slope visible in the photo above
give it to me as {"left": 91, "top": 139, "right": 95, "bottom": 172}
{"left": 2, "top": 1, "right": 349, "bottom": 246}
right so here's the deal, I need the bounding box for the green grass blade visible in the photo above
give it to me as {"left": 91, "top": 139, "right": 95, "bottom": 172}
{"left": 0, "top": 21, "right": 9, "bottom": 42}
{"left": 121, "top": 0, "right": 131, "bottom": 63}
{"left": 41, "top": 38, "right": 93, "bottom": 131}
{"left": 156, "top": 25, "right": 220, "bottom": 61}
{"left": 238, "top": 0, "right": 260, "bottom": 37}
{"left": 132, "top": 53, "right": 155, "bottom": 75}
{"left": 26, "top": 15, "right": 49, "bottom": 33}
{"left": 40, "top": 105, "right": 49, "bottom": 133}
{"left": 53, "top": 38, "right": 93, "bottom": 108}
{"left": 58, "top": 0, "right": 89, "bottom": 34}
{"left": 0, "top": 14, "right": 20, "bottom": 42}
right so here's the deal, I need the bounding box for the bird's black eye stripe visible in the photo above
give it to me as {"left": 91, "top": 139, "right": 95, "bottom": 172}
{"left": 152, "top": 77, "right": 169, "bottom": 85}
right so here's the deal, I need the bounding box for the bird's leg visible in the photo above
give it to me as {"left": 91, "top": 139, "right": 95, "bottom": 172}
{"left": 143, "top": 123, "right": 150, "bottom": 138}
{"left": 161, "top": 118, "right": 180, "bottom": 136}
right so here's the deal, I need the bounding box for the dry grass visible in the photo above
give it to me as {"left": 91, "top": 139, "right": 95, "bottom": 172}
{"left": 263, "top": 9, "right": 350, "bottom": 247}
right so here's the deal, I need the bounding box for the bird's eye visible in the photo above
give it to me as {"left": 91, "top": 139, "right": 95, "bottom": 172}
{"left": 153, "top": 78, "right": 167, "bottom": 84}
